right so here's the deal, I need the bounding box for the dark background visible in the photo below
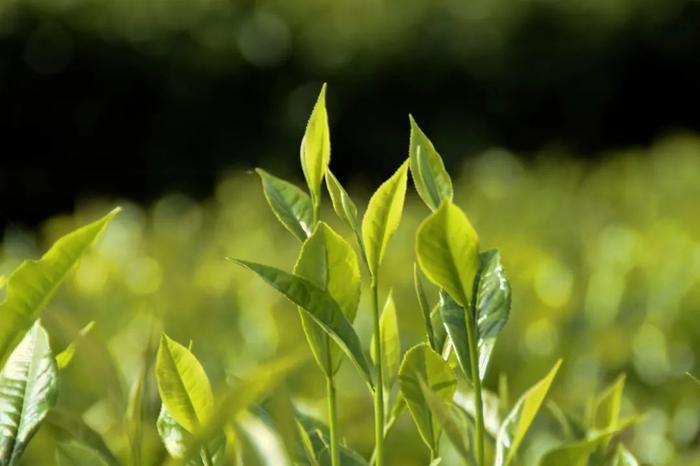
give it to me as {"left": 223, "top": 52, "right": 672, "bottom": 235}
{"left": 2, "top": 0, "right": 700, "bottom": 228}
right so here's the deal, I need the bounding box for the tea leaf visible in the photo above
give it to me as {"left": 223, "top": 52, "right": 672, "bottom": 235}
{"left": 256, "top": 169, "right": 314, "bottom": 241}
{"left": 494, "top": 359, "right": 562, "bottom": 466}
{"left": 0, "top": 208, "right": 120, "bottom": 368}
{"left": 325, "top": 171, "right": 362, "bottom": 247}
{"left": 408, "top": 116, "right": 453, "bottom": 211}
{"left": 370, "top": 290, "right": 401, "bottom": 390}
{"left": 55, "top": 321, "right": 95, "bottom": 370}
{"left": 301, "top": 84, "right": 331, "bottom": 205}
{"left": 0, "top": 321, "right": 58, "bottom": 465}
{"left": 614, "top": 445, "right": 639, "bottom": 466}
{"left": 418, "top": 378, "right": 470, "bottom": 461}
{"left": 155, "top": 334, "right": 214, "bottom": 433}
{"left": 55, "top": 442, "right": 109, "bottom": 466}
{"left": 157, "top": 404, "right": 225, "bottom": 465}
{"left": 361, "top": 161, "right": 409, "bottom": 276}
{"left": 398, "top": 343, "right": 457, "bottom": 452}
{"left": 294, "top": 223, "right": 361, "bottom": 375}
{"left": 415, "top": 200, "right": 479, "bottom": 309}
{"left": 591, "top": 374, "right": 625, "bottom": 431}
{"left": 231, "top": 260, "right": 372, "bottom": 387}
{"left": 413, "top": 264, "right": 436, "bottom": 351}
{"left": 45, "top": 409, "right": 119, "bottom": 466}
{"left": 538, "top": 426, "right": 628, "bottom": 466}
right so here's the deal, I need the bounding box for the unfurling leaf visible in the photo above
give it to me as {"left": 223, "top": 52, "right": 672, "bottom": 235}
{"left": 362, "top": 161, "right": 409, "bottom": 276}
{"left": 408, "top": 116, "right": 453, "bottom": 211}
{"left": 256, "top": 169, "right": 314, "bottom": 241}
{"left": 301, "top": 84, "right": 331, "bottom": 205}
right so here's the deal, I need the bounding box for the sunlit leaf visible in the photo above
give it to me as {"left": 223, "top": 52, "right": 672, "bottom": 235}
{"left": 0, "top": 208, "right": 120, "bottom": 368}
{"left": 370, "top": 290, "right": 401, "bottom": 390}
{"left": 301, "top": 84, "right": 331, "bottom": 205}
{"left": 55, "top": 442, "right": 109, "bottom": 466}
{"left": 157, "top": 404, "right": 225, "bottom": 466}
{"left": 256, "top": 168, "right": 313, "bottom": 242}
{"left": 418, "top": 378, "right": 470, "bottom": 461}
{"left": 295, "top": 223, "right": 361, "bottom": 375}
{"left": 591, "top": 374, "right": 625, "bottom": 431}
{"left": 231, "top": 260, "right": 372, "bottom": 387}
{"left": 325, "top": 171, "right": 363, "bottom": 252}
{"left": 414, "top": 264, "right": 437, "bottom": 351}
{"left": 398, "top": 343, "right": 457, "bottom": 452}
{"left": 416, "top": 200, "right": 479, "bottom": 309}
{"left": 361, "top": 161, "right": 409, "bottom": 276}
{"left": 55, "top": 321, "right": 95, "bottom": 370}
{"left": 494, "top": 359, "right": 562, "bottom": 466}
{"left": 0, "top": 321, "right": 58, "bottom": 465}
{"left": 155, "top": 334, "right": 214, "bottom": 433}
{"left": 408, "top": 115, "right": 453, "bottom": 211}
{"left": 538, "top": 427, "right": 626, "bottom": 466}
{"left": 614, "top": 444, "right": 639, "bottom": 466}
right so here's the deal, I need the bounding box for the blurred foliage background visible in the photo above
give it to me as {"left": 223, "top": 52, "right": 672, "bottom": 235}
{"left": 2, "top": 0, "right": 700, "bottom": 464}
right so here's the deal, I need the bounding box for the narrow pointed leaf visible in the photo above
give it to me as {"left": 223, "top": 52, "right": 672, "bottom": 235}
{"left": 398, "top": 343, "right": 457, "bottom": 452}
{"left": 56, "top": 442, "right": 109, "bottom": 466}
{"left": 370, "top": 290, "right": 400, "bottom": 389}
{"left": 231, "top": 260, "right": 372, "bottom": 387}
{"left": 361, "top": 161, "right": 409, "bottom": 276}
{"left": 301, "top": 84, "right": 330, "bottom": 204}
{"left": 591, "top": 374, "right": 625, "bottom": 431}
{"left": 538, "top": 427, "right": 627, "bottom": 466}
{"left": 155, "top": 334, "right": 214, "bottom": 433}
{"left": 256, "top": 169, "right": 313, "bottom": 242}
{"left": 157, "top": 405, "right": 225, "bottom": 466}
{"left": 418, "top": 378, "right": 470, "bottom": 461}
{"left": 325, "top": 171, "right": 361, "bottom": 243}
{"left": 0, "top": 321, "right": 58, "bottom": 465}
{"left": 0, "top": 208, "right": 120, "bottom": 367}
{"left": 294, "top": 222, "right": 361, "bottom": 375}
{"left": 408, "top": 116, "right": 453, "bottom": 211}
{"left": 495, "top": 359, "right": 562, "bottom": 466}
{"left": 614, "top": 445, "right": 639, "bottom": 466}
{"left": 55, "top": 321, "right": 95, "bottom": 370}
{"left": 415, "top": 200, "right": 479, "bottom": 309}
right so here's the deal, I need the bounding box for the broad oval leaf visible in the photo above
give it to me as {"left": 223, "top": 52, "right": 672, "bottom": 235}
{"left": 300, "top": 84, "right": 331, "bottom": 204}
{"left": 415, "top": 200, "right": 479, "bottom": 309}
{"left": 55, "top": 442, "right": 109, "bottom": 466}
{"left": 408, "top": 116, "right": 453, "bottom": 211}
{"left": 231, "top": 260, "right": 372, "bottom": 387}
{"left": 398, "top": 343, "right": 457, "bottom": 452}
{"left": 155, "top": 334, "right": 214, "bottom": 433}
{"left": 294, "top": 223, "right": 361, "bottom": 375}
{"left": 256, "top": 168, "right": 314, "bottom": 242}
{"left": 157, "top": 404, "right": 225, "bottom": 466}
{"left": 361, "top": 161, "right": 409, "bottom": 276}
{"left": 0, "top": 321, "right": 58, "bottom": 465}
{"left": 370, "top": 290, "right": 400, "bottom": 390}
{"left": 495, "top": 359, "right": 562, "bottom": 466}
{"left": 0, "top": 208, "right": 120, "bottom": 367}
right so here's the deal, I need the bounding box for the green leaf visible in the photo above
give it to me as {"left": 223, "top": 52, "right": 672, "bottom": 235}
{"left": 591, "top": 374, "right": 625, "bottom": 431}
{"left": 495, "top": 359, "right": 562, "bottom": 466}
{"left": 614, "top": 445, "right": 639, "bottom": 466}
{"left": 325, "top": 171, "right": 362, "bottom": 246}
{"left": 301, "top": 84, "right": 331, "bottom": 205}
{"left": 294, "top": 222, "right": 361, "bottom": 376}
{"left": 45, "top": 408, "right": 119, "bottom": 466}
{"left": 415, "top": 200, "right": 479, "bottom": 309}
{"left": 157, "top": 404, "right": 225, "bottom": 466}
{"left": 256, "top": 168, "right": 314, "bottom": 242}
{"left": 0, "top": 208, "right": 120, "bottom": 368}
{"left": 361, "top": 161, "right": 409, "bottom": 276}
{"left": 418, "top": 378, "right": 470, "bottom": 461}
{"left": 231, "top": 260, "right": 372, "bottom": 387}
{"left": 297, "top": 414, "right": 369, "bottom": 466}
{"left": 538, "top": 427, "right": 627, "bottom": 466}
{"left": 398, "top": 343, "right": 457, "bottom": 452}
{"left": 155, "top": 334, "right": 214, "bottom": 433}
{"left": 55, "top": 321, "right": 95, "bottom": 370}
{"left": 318, "top": 446, "right": 369, "bottom": 466}
{"left": 55, "top": 442, "right": 109, "bottom": 466}
{"left": 236, "top": 409, "right": 292, "bottom": 466}
{"left": 0, "top": 321, "right": 58, "bottom": 465}
{"left": 370, "top": 290, "right": 401, "bottom": 390}
{"left": 408, "top": 115, "right": 453, "bottom": 211}
{"left": 414, "top": 264, "right": 437, "bottom": 351}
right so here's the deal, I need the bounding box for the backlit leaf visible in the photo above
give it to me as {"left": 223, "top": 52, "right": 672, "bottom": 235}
{"left": 256, "top": 168, "right": 313, "bottom": 242}
{"left": 370, "top": 290, "right": 401, "bottom": 390}
{"left": 301, "top": 84, "right": 330, "bottom": 205}
{"left": 408, "top": 116, "right": 453, "bottom": 211}
{"left": 325, "top": 171, "right": 362, "bottom": 251}
{"left": 361, "top": 161, "right": 409, "bottom": 276}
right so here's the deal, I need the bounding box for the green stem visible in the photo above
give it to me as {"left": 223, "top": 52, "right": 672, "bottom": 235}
{"left": 326, "top": 373, "right": 341, "bottom": 466}
{"left": 465, "top": 310, "right": 485, "bottom": 466}
{"left": 371, "top": 276, "right": 385, "bottom": 466}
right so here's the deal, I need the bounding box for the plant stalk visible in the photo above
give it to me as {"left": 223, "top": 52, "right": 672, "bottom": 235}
{"left": 326, "top": 373, "right": 341, "bottom": 466}
{"left": 465, "top": 309, "right": 485, "bottom": 466}
{"left": 371, "top": 276, "right": 385, "bottom": 466}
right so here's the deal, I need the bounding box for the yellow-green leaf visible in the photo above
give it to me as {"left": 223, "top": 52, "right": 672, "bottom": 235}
{"left": 408, "top": 116, "right": 453, "bottom": 211}
{"left": 591, "top": 374, "right": 625, "bottom": 432}
{"left": 155, "top": 334, "right": 214, "bottom": 433}
{"left": 361, "top": 161, "right": 409, "bottom": 276}
{"left": 0, "top": 208, "right": 120, "bottom": 368}
{"left": 325, "top": 170, "right": 365, "bottom": 262}
{"left": 55, "top": 442, "right": 109, "bottom": 466}
{"left": 419, "top": 378, "right": 470, "bottom": 461}
{"left": 300, "top": 84, "right": 330, "bottom": 204}
{"left": 55, "top": 321, "right": 95, "bottom": 370}
{"left": 495, "top": 359, "right": 562, "bottom": 466}
{"left": 398, "top": 343, "right": 457, "bottom": 453}
{"left": 256, "top": 168, "right": 314, "bottom": 242}
{"left": 614, "top": 445, "right": 639, "bottom": 466}
{"left": 415, "top": 200, "right": 479, "bottom": 309}
{"left": 370, "top": 290, "right": 401, "bottom": 390}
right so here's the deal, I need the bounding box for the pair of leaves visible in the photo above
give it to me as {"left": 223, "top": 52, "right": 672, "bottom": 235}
{"left": 0, "top": 321, "right": 58, "bottom": 466}
{"left": 440, "top": 250, "right": 511, "bottom": 382}
{"left": 0, "top": 208, "right": 120, "bottom": 368}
